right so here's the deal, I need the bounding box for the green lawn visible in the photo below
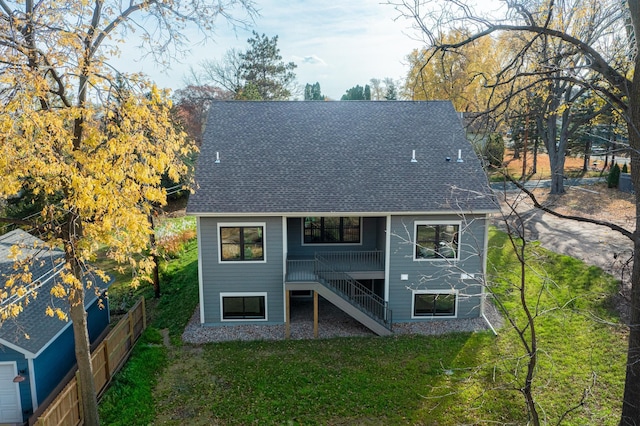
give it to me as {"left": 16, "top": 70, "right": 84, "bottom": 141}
{"left": 99, "top": 227, "right": 626, "bottom": 425}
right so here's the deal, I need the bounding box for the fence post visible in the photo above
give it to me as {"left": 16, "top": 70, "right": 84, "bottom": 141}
{"left": 129, "top": 307, "right": 135, "bottom": 347}
{"left": 141, "top": 296, "right": 147, "bottom": 329}
{"left": 103, "top": 338, "right": 111, "bottom": 383}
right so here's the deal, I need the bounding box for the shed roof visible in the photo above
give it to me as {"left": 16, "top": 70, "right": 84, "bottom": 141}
{"left": 187, "top": 101, "right": 498, "bottom": 215}
{"left": 0, "top": 229, "right": 108, "bottom": 357}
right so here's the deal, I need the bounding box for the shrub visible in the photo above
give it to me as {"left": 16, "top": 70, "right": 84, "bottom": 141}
{"left": 484, "top": 133, "right": 505, "bottom": 168}
{"left": 157, "top": 229, "right": 197, "bottom": 259}
{"left": 607, "top": 163, "right": 621, "bottom": 188}
{"left": 622, "top": 163, "right": 629, "bottom": 173}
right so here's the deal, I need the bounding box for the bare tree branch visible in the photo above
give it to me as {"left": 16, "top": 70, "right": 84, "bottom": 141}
{"left": 503, "top": 175, "right": 634, "bottom": 240}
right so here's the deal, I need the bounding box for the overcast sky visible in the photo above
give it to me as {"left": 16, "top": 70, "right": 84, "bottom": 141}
{"left": 113, "top": 0, "right": 427, "bottom": 100}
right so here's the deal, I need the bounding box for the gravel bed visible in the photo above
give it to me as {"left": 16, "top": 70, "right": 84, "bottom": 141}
{"left": 182, "top": 297, "right": 504, "bottom": 344}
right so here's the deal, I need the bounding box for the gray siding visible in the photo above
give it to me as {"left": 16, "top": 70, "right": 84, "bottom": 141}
{"left": 287, "top": 217, "right": 384, "bottom": 257}
{"left": 388, "top": 214, "right": 488, "bottom": 321}
{"left": 199, "top": 217, "right": 284, "bottom": 325}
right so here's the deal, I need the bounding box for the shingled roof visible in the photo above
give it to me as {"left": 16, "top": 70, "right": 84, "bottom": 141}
{"left": 0, "top": 229, "right": 108, "bottom": 357}
{"left": 187, "top": 101, "right": 498, "bottom": 215}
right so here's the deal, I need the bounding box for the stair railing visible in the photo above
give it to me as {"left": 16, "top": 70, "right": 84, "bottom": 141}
{"left": 314, "top": 255, "right": 392, "bottom": 329}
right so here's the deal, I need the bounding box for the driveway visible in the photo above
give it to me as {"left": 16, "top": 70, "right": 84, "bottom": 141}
{"left": 492, "top": 188, "right": 634, "bottom": 291}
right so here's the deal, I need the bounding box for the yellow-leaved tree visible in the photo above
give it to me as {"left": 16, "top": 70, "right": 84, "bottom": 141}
{"left": 0, "top": 0, "right": 255, "bottom": 424}
{"left": 404, "top": 28, "right": 502, "bottom": 112}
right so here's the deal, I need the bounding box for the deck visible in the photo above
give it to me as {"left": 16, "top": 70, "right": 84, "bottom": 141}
{"left": 286, "top": 250, "right": 384, "bottom": 282}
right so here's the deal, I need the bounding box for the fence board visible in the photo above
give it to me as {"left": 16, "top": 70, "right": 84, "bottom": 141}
{"left": 35, "top": 378, "right": 81, "bottom": 426}
{"left": 91, "top": 343, "right": 109, "bottom": 394}
{"left": 33, "top": 297, "right": 146, "bottom": 426}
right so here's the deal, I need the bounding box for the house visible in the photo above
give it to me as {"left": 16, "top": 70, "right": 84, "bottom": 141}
{"left": 186, "top": 101, "right": 499, "bottom": 337}
{"left": 0, "top": 229, "right": 111, "bottom": 424}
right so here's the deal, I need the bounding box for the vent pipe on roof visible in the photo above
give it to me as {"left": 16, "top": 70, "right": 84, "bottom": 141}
{"left": 411, "top": 150, "right": 417, "bottom": 163}
{"left": 456, "top": 149, "right": 464, "bottom": 163}
{"left": 215, "top": 152, "right": 220, "bottom": 164}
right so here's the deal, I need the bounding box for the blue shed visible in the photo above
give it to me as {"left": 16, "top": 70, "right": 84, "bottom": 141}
{"left": 0, "top": 229, "right": 111, "bottom": 424}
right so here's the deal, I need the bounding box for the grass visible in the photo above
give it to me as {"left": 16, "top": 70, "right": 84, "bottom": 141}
{"left": 153, "top": 334, "right": 497, "bottom": 425}
{"left": 98, "top": 218, "right": 200, "bottom": 424}
{"left": 98, "top": 328, "right": 168, "bottom": 425}
{"left": 99, "top": 227, "right": 626, "bottom": 425}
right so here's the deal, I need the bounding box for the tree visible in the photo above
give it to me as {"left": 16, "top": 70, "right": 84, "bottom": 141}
{"left": 341, "top": 84, "right": 371, "bottom": 100}
{"left": 0, "top": 0, "right": 255, "bottom": 424}
{"left": 196, "top": 32, "right": 297, "bottom": 100}
{"left": 404, "top": 28, "right": 501, "bottom": 111}
{"left": 368, "top": 77, "right": 400, "bottom": 100}
{"left": 173, "top": 85, "right": 233, "bottom": 146}
{"left": 484, "top": 133, "right": 505, "bottom": 169}
{"left": 404, "top": 6, "right": 622, "bottom": 194}
{"left": 304, "top": 82, "right": 324, "bottom": 100}
{"left": 392, "top": 186, "right": 604, "bottom": 424}
{"left": 384, "top": 77, "right": 398, "bottom": 100}
{"left": 192, "top": 48, "right": 246, "bottom": 95}
{"left": 369, "top": 78, "right": 384, "bottom": 100}
{"left": 609, "top": 163, "right": 622, "bottom": 188}
{"left": 389, "top": 0, "right": 640, "bottom": 422}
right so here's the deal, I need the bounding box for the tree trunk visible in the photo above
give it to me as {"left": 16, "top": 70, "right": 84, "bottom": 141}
{"left": 621, "top": 231, "right": 640, "bottom": 425}
{"left": 68, "top": 257, "right": 100, "bottom": 426}
{"left": 548, "top": 150, "right": 566, "bottom": 194}
{"left": 63, "top": 213, "right": 100, "bottom": 425}
{"left": 583, "top": 140, "right": 591, "bottom": 172}
{"left": 520, "top": 243, "right": 540, "bottom": 426}
{"left": 148, "top": 214, "right": 161, "bottom": 298}
{"left": 620, "top": 29, "right": 640, "bottom": 422}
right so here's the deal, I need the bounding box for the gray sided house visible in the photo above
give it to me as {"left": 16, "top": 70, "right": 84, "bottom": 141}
{"left": 0, "top": 229, "right": 111, "bottom": 424}
{"left": 187, "top": 101, "right": 498, "bottom": 336}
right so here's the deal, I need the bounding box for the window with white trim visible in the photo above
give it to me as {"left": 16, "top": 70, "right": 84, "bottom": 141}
{"left": 219, "top": 225, "right": 264, "bottom": 262}
{"left": 414, "top": 222, "right": 459, "bottom": 260}
{"left": 303, "top": 217, "right": 361, "bottom": 244}
{"left": 412, "top": 291, "right": 457, "bottom": 318}
{"left": 221, "top": 293, "right": 267, "bottom": 321}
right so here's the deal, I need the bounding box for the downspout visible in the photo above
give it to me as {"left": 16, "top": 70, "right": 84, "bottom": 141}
{"left": 196, "top": 217, "right": 205, "bottom": 324}
{"left": 282, "top": 216, "right": 288, "bottom": 324}
{"left": 482, "top": 309, "right": 498, "bottom": 336}
{"left": 481, "top": 215, "right": 498, "bottom": 336}
{"left": 384, "top": 215, "right": 391, "bottom": 305}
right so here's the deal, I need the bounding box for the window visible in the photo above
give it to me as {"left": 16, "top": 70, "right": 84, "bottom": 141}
{"left": 415, "top": 222, "right": 459, "bottom": 260}
{"left": 221, "top": 293, "right": 267, "bottom": 321}
{"left": 303, "top": 217, "right": 361, "bottom": 244}
{"left": 412, "top": 292, "right": 457, "bottom": 318}
{"left": 219, "top": 225, "right": 264, "bottom": 262}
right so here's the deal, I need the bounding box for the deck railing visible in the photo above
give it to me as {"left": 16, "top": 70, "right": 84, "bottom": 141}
{"left": 315, "top": 250, "right": 384, "bottom": 272}
{"left": 286, "top": 259, "right": 317, "bottom": 282}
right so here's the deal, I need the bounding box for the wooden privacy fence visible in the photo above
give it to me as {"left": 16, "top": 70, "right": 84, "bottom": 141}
{"left": 31, "top": 297, "right": 147, "bottom": 426}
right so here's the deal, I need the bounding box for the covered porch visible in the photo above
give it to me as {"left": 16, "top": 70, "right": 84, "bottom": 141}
{"left": 284, "top": 250, "right": 391, "bottom": 337}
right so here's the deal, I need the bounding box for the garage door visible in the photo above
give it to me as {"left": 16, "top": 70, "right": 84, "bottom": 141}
{"left": 0, "top": 362, "right": 22, "bottom": 423}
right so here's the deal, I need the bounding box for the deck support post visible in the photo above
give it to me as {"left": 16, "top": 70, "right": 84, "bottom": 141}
{"left": 313, "top": 291, "right": 319, "bottom": 338}
{"left": 285, "top": 290, "right": 291, "bottom": 339}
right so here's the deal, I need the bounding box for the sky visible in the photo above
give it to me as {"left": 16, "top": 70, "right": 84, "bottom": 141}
{"left": 113, "top": 1, "right": 428, "bottom": 100}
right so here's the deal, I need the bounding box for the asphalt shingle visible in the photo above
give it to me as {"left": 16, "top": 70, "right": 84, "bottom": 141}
{"left": 0, "top": 229, "right": 108, "bottom": 356}
{"left": 187, "top": 101, "right": 498, "bottom": 215}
